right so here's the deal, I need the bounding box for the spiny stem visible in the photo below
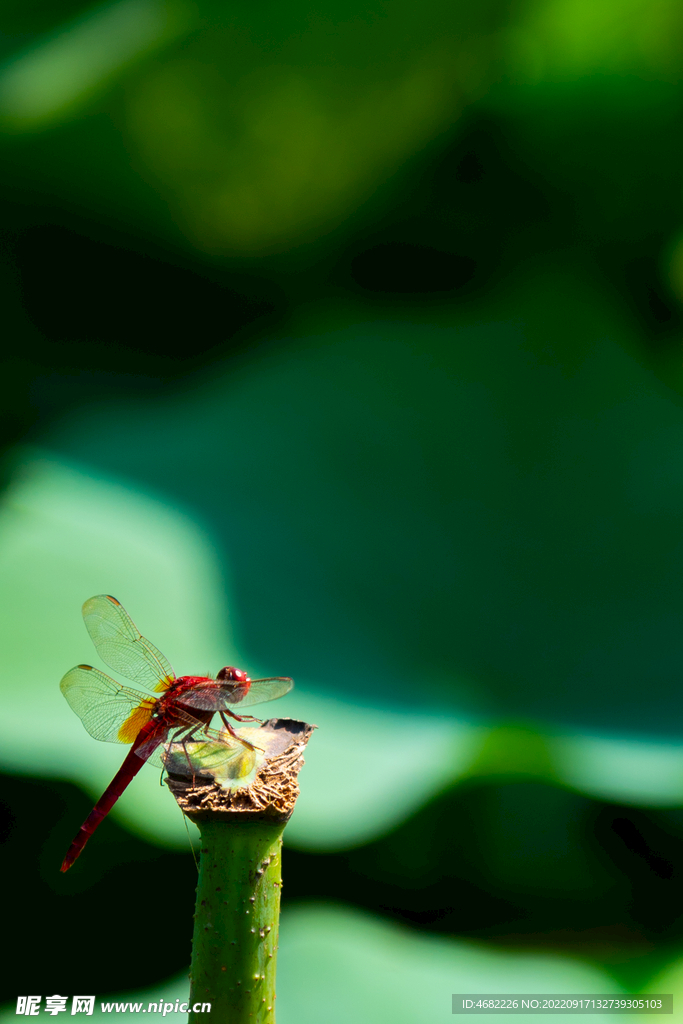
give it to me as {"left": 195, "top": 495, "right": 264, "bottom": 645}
{"left": 189, "top": 821, "right": 284, "bottom": 1024}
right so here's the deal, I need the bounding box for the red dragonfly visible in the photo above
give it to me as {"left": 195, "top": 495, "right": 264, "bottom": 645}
{"left": 59, "top": 594, "right": 293, "bottom": 872}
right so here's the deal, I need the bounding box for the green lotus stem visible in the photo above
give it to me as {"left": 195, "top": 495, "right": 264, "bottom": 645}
{"left": 168, "top": 718, "right": 315, "bottom": 1024}
{"left": 189, "top": 820, "right": 285, "bottom": 1024}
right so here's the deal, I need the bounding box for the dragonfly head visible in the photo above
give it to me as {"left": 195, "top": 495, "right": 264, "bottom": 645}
{"left": 216, "top": 665, "right": 251, "bottom": 702}
{"left": 217, "top": 666, "right": 250, "bottom": 684}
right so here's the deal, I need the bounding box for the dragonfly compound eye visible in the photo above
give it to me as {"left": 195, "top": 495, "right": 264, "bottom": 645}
{"left": 216, "top": 666, "right": 249, "bottom": 683}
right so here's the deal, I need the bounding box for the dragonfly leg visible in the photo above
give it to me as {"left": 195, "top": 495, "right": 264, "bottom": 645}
{"left": 219, "top": 711, "right": 264, "bottom": 752}
{"left": 222, "top": 708, "right": 261, "bottom": 724}
{"left": 167, "top": 725, "right": 202, "bottom": 785}
{"left": 180, "top": 738, "right": 197, "bottom": 787}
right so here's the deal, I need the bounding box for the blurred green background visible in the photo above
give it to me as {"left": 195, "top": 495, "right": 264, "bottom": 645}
{"left": 3, "top": 0, "right": 683, "bottom": 1018}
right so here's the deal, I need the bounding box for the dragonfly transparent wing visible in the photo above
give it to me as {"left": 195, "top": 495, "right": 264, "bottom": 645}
{"left": 234, "top": 676, "right": 293, "bottom": 708}
{"left": 155, "top": 712, "right": 252, "bottom": 777}
{"left": 162, "top": 731, "right": 255, "bottom": 779}
{"left": 177, "top": 676, "right": 294, "bottom": 712}
{"left": 60, "top": 665, "right": 156, "bottom": 744}
{"left": 132, "top": 703, "right": 213, "bottom": 760}
{"left": 82, "top": 595, "right": 175, "bottom": 693}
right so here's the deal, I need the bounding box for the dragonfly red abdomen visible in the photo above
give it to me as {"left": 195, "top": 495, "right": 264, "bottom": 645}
{"left": 60, "top": 719, "right": 165, "bottom": 872}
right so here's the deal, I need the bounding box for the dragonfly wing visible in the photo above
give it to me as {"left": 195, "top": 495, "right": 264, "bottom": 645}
{"left": 177, "top": 677, "right": 293, "bottom": 711}
{"left": 144, "top": 746, "right": 166, "bottom": 769}
{"left": 60, "top": 665, "right": 156, "bottom": 744}
{"left": 163, "top": 727, "right": 254, "bottom": 777}
{"left": 232, "top": 676, "right": 294, "bottom": 708}
{"left": 173, "top": 682, "right": 225, "bottom": 712}
{"left": 82, "top": 595, "right": 175, "bottom": 692}
{"left": 133, "top": 704, "right": 206, "bottom": 760}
